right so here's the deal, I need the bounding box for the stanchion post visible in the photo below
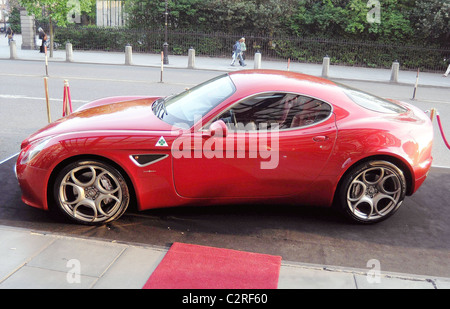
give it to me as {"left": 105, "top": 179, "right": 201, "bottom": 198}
{"left": 63, "top": 80, "right": 68, "bottom": 116}
{"left": 44, "top": 77, "right": 51, "bottom": 123}
{"left": 322, "top": 56, "right": 330, "bottom": 78}
{"left": 160, "top": 51, "right": 164, "bottom": 83}
{"left": 66, "top": 42, "right": 73, "bottom": 62}
{"left": 163, "top": 42, "right": 169, "bottom": 65}
{"left": 429, "top": 108, "right": 436, "bottom": 122}
{"left": 254, "top": 52, "right": 261, "bottom": 69}
{"left": 390, "top": 61, "right": 399, "bottom": 83}
{"left": 45, "top": 45, "right": 49, "bottom": 76}
{"left": 287, "top": 58, "right": 290, "bottom": 71}
{"left": 9, "top": 40, "right": 17, "bottom": 59}
{"left": 125, "top": 44, "right": 132, "bottom": 65}
{"left": 188, "top": 47, "right": 195, "bottom": 69}
{"left": 62, "top": 79, "right": 73, "bottom": 116}
{"left": 412, "top": 68, "right": 420, "bottom": 100}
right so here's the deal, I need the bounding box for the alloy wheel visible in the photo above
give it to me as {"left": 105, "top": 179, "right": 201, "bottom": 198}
{"left": 55, "top": 161, "right": 129, "bottom": 224}
{"left": 341, "top": 161, "right": 406, "bottom": 223}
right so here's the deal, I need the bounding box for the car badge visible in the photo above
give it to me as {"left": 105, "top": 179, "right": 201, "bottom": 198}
{"left": 156, "top": 136, "right": 168, "bottom": 147}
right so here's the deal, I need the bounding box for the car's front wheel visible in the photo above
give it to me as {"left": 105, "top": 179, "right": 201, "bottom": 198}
{"left": 338, "top": 160, "right": 406, "bottom": 224}
{"left": 53, "top": 160, "right": 130, "bottom": 225}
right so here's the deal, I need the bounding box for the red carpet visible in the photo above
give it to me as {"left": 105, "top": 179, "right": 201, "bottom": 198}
{"left": 143, "top": 242, "right": 282, "bottom": 289}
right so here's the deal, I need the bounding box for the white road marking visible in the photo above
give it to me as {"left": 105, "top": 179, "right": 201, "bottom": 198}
{"left": 0, "top": 153, "right": 19, "bottom": 165}
{"left": 0, "top": 94, "right": 88, "bottom": 103}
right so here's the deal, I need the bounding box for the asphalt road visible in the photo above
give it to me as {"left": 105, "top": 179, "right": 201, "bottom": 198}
{"left": 1, "top": 60, "right": 449, "bottom": 278}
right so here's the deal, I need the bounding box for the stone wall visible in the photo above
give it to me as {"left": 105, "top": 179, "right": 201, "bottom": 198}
{"left": 20, "top": 9, "right": 35, "bottom": 50}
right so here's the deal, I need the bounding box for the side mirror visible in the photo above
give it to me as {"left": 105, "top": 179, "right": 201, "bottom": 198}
{"left": 209, "top": 120, "right": 228, "bottom": 137}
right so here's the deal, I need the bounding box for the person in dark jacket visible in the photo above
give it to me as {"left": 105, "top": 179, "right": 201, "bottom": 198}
{"left": 38, "top": 27, "right": 47, "bottom": 53}
{"left": 230, "top": 38, "right": 246, "bottom": 67}
{"left": 5, "top": 27, "right": 13, "bottom": 45}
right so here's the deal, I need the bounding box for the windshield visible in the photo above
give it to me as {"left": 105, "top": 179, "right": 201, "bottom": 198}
{"left": 339, "top": 84, "right": 407, "bottom": 114}
{"left": 153, "top": 74, "right": 236, "bottom": 127}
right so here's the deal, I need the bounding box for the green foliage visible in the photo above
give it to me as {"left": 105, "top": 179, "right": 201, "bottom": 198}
{"left": 125, "top": 0, "right": 297, "bottom": 35}
{"left": 19, "top": 0, "right": 95, "bottom": 27}
{"left": 289, "top": 0, "right": 414, "bottom": 43}
{"left": 9, "top": 7, "right": 21, "bottom": 34}
{"left": 272, "top": 36, "right": 447, "bottom": 71}
{"left": 122, "top": 0, "right": 448, "bottom": 47}
{"left": 53, "top": 26, "right": 231, "bottom": 56}
{"left": 411, "top": 0, "right": 450, "bottom": 42}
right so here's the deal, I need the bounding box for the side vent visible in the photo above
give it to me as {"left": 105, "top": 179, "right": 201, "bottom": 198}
{"left": 130, "top": 154, "right": 168, "bottom": 167}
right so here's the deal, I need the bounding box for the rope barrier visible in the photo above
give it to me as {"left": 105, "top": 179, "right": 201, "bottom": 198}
{"left": 436, "top": 111, "right": 450, "bottom": 150}
{"left": 427, "top": 108, "right": 450, "bottom": 150}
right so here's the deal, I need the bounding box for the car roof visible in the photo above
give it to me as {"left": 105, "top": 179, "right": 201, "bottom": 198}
{"left": 228, "top": 69, "right": 349, "bottom": 106}
{"left": 228, "top": 69, "right": 336, "bottom": 84}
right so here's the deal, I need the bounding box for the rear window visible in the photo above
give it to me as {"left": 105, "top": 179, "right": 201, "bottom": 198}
{"left": 340, "top": 85, "right": 407, "bottom": 114}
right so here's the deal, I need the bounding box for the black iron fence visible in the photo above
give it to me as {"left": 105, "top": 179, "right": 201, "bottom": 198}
{"left": 51, "top": 26, "right": 449, "bottom": 72}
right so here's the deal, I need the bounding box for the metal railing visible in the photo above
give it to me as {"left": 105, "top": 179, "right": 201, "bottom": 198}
{"left": 48, "top": 25, "right": 449, "bottom": 72}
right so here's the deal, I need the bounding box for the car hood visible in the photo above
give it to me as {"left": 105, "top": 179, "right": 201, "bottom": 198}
{"left": 22, "top": 97, "right": 174, "bottom": 147}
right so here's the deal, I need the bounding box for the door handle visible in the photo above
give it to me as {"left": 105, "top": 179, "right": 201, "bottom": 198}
{"left": 313, "top": 136, "right": 329, "bottom": 142}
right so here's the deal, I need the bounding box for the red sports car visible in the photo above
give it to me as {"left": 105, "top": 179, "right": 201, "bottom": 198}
{"left": 15, "top": 70, "right": 433, "bottom": 225}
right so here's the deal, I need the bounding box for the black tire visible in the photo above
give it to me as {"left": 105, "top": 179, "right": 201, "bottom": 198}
{"left": 338, "top": 160, "right": 406, "bottom": 224}
{"left": 53, "top": 160, "right": 130, "bottom": 225}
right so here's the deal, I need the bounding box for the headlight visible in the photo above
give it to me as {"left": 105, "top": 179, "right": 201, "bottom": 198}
{"left": 20, "top": 138, "right": 51, "bottom": 164}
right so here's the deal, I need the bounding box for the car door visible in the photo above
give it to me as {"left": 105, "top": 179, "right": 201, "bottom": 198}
{"left": 171, "top": 92, "right": 336, "bottom": 199}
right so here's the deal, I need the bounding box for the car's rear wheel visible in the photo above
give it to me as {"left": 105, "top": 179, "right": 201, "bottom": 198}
{"left": 338, "top": 160, "right": 406, "bottom": 224}
{"left": 53, "top": 160, "right": 129, "bottom": 225}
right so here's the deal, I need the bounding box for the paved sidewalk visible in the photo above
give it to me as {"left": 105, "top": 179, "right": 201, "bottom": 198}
{"left": 1, "top": 35, "right": 450, "bottom": 289}
{"left": 1, "top": 225, "right": 449, "bottom": 289}
{"left": 1, "top": 35, "right": 450, "bottom": 88}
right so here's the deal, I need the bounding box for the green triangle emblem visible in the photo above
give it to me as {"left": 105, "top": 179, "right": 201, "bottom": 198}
{"left": 156, "top": 136, "right": 168, "bottom": 147}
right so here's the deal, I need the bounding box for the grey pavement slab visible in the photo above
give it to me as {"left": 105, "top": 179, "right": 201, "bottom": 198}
{"left": 0, "top": 226, "right": 169, "bottom": 289}
{"left": 435, "top": 279, "right": 450, "bottom": 289}
{"left": 279, "top": 262, "right": 440, "bottom": 289}
{"left": 0, "top": 229, "right": 54, "bottom": 280}
{"left": 26, "top": 238, "right": 126, "bottom": 277}
{"left": 278, "top": 264, "right": 357, "bottom": 289}
{"left": 0, "top": 265, "right": 97, "bottom": 289}
{"left": 354, "top": 274, "right": 435, "bottom": 289}
{"left": 92, "top": 246, "right": 167, "bottom": 289}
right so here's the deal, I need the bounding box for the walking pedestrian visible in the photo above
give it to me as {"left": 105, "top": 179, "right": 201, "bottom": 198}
{"left": 230, "top": 38, "right": 246, "bottom": 67}
{"left": 443, "top": 56, "right": 450, "bottom": 77}
{"left": 239, "top": 37, "right": 247, "bottom": 66}
{"left": 5, "top": 27, "right": 13, "bottom": 45}
{"left": 230, "top": 39, "right": 240, "bottom": 66}
{"left": 38, "top": 27, "right": 47, "bottom": 53}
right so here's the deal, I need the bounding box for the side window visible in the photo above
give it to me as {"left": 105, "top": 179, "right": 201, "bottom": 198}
{"left": 215, "top": 92, "right": 332, "bottom": 131}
